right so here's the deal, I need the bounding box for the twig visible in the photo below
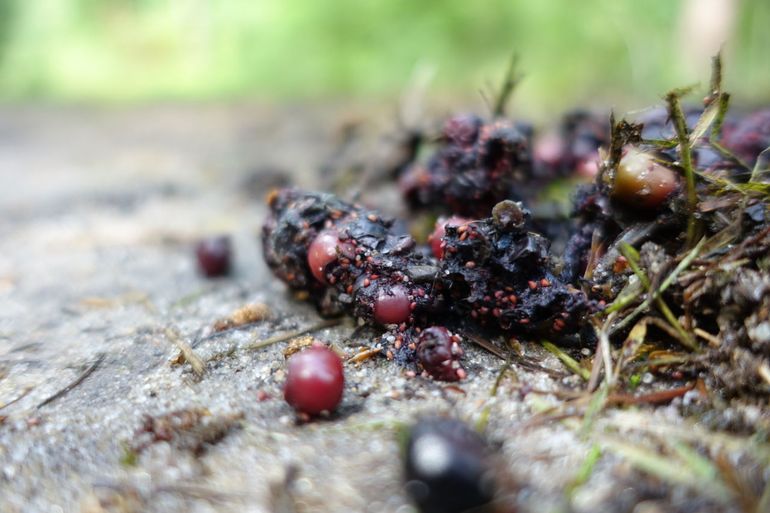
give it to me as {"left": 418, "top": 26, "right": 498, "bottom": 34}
{"left": 0, "top": 387, "right": 34, "bottom": 410}
{"left": 37, "top": 353, "right": 105, "bottom": 408}
{"left": 463, "top": 332, "right": 506, "bottom": 360}
{"left": 492, "top": 53, "right": 522, "bottom": 117}
{"left": 605, "top": 383, "right": 694, "bottom": 406}
{"left": 246, "top": 319, "right": 341, "bottom": 351}
{"left": 166, "top": 328, "right": 206, "bottom": 378}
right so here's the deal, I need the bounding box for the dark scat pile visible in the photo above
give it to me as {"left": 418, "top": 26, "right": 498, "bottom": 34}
{"left": 439, "top": 200, "right": 594, "bottom": 342}
{"left": 262, "top": 188, "right": 595, "bottom": 371}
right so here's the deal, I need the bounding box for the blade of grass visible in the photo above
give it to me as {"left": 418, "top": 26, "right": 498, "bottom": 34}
{"left": 665, "top": 89, "right": 700, "bottom": 247}
{"left": 541, "top": 340, "right": 590, "bottom": 380}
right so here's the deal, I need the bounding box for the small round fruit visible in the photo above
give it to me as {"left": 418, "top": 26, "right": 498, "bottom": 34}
{"left": 404, "top": 417, "right": 496, "bottom": 513}
{"left": 284, "top": 346, "right": 344, "bottom": 416}
{"left": 373, "top": 284, "right": 412, "bottom": 325}
{"left": 416, "top": 327, "right": 465, "bottom": 382}
{"left": 428, "top": 216, "right": 471, "bottom": 259}
{"left": 307, "top": 230, "right": 354, "bottom": 284}
{"left": 195, "top": 236, "right": 231, "bottom": 278}
{"left": 612, "top": 148, "right": 678, "bottom": 210}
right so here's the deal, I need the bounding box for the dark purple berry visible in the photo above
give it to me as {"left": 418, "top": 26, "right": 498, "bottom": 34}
{"left": 284, "top": 346, "right": 344, "bottom": 416}
{"left": 416, "top": 327, "right": 465, "bottom": 381}
{"left": 404, "top": 417, "right": 497, "bottom": 513}
{"left": 195, "top": 236, "right": 231, "bottom": 277}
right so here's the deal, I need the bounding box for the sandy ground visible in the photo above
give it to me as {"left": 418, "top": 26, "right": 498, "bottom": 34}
{"left": 0, "top": 105, "right": 765, "bottom": 513}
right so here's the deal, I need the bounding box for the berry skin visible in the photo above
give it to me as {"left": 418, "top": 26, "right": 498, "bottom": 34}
{"left": 416, "top": 327, "right": 465, "bottom": 381}
{"left": 373, "top": 284, "right": 412, "bottom": 325}
{"left": 612, "top": 148, "right": 678, "bottom": 210}
{"left": 195, "top": 236, "right": 232, "bottom": 277}
{"left": 307, "top": 230, "right": 355, "bottom": 283}
{"left": 428, "top": 216, "right": 471, "bottom": 259}
{"left": 284, "top": 346, "right": 344, "bottom": 416}
{"left": 307, "top": 229, "right": 354, "bottom": 284}
{"left": 404, "top": 417, "right": 496, "bottom": 513}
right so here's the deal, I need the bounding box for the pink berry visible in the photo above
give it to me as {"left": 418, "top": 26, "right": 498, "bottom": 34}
{"left": 373, "top": 284, "right": 412, "bottom": 325}
{"left": 429, "top": 216, "right": 471, "bottom": 259}
{"left": 195, "top": 236, "right": 231, "bottom": 277}
{"left": 284, "top": 346, "right": 344, "bottom": 416}
{"left": 307, "top": 230, "right": 353, "bottom": 284}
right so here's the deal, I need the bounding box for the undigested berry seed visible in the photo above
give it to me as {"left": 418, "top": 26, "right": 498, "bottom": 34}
{"left": 283, "top": 346, "right": 344, "bottom": 416}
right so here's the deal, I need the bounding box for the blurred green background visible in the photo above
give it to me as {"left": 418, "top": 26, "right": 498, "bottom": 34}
{"left": 0, "top": 0, "right": 768, "bottom": 115}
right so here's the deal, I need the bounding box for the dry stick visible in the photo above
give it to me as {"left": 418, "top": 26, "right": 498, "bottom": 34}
{"left": 246, "top": 318, "right": 341, "bottom": 351}
{"left": 0, "top": 387, "right": 33, "bottom": 411}
{"left": 166, "top": 328, "right": 206, "bottom": 378}
{"left": 463, "top": 332, "right": 506, "bottom": 360}
{"left": 37, "top": 352, "right": 105, "bottom": 409}
{"left": 605, "top": 383, "right": 694, "bottom": 407}
{"left": 586, "top": 337, "right": 604, "bottom": 393}
{"left": 599, "top": 316, "right": 614, "bottom": 386}
{"left": 492, "top": 53, "right": 522, "bottom": 117}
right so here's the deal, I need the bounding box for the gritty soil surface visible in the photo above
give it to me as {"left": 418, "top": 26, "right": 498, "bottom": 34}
{"left": 0, "top": 105, "right": 766, "bottom": 513}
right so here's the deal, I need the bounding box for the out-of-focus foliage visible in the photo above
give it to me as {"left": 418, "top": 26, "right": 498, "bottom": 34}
{"left": 0, "top": 0, "right": 768, "bottom": 112}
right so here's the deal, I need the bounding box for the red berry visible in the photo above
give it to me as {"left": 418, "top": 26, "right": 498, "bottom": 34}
{"left": 195, "top": 236, "right": 231, "bottom": 277}
{"left": 284, "top": 346, "right": 344, "bottom": 416}
{"left": 373, "top": 284, "right": 412, "bottom": 325}
{"left": 416, "top": 327, "right": 465, "bottom": 382}
{"left": 612, "top": 148, "right": 678, "bottom": 210}
{"left": 429, "top": 216, "right": 471, "bottom": 259}
{"left": 307, "top": 230, "right": 354, "bottom": 284}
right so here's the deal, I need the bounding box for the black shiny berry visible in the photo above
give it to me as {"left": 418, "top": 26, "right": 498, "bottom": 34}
{"left": 195, "top": 236, "right": 231, "bottom": 277}
{"left": 404, "top": 417, "right": 496, "bottom": 513}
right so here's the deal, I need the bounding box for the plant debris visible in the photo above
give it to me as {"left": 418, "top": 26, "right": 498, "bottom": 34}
{"left": 128, "top": 408, "right": 243, "bottom": 456}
